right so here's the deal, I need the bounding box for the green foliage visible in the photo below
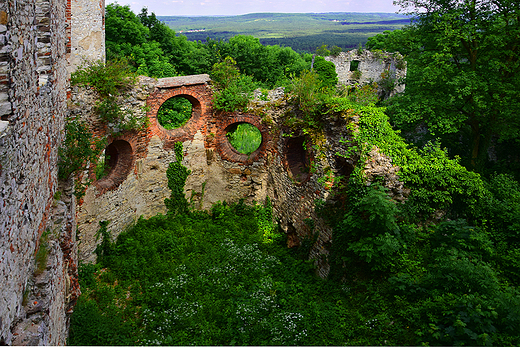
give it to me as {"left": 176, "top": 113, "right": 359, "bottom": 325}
{"left": 321, "top": 95, "right": 520, "bottom": 345}
{"left": 338, "top": 82, "right": 379, "bottom": 106}
{"left": 72, "top": 59, "right": 147, "bottom": 134}
{"left": 58, "top": 118, "right": 104, "bottom": 181}
{"left": 330, "top": 184, "right": 402, "bottom": 276}
{"left": 330, "top": 45, "right": 342, "bottom": 57}
{"left": 315, "top": 44, "right": 342, "bottom": 57}
{"left": 226, "top": 123, "right": 262, "bottom": 155}
{"left": 329, "top": 97, "right": 486, "bottom": 221}
{"left": 312, "top": 56, "right": 338, "bottom": 89}
{"left": 34, "top": 230, "right": 51, "bottom": 275}
{"left": 386, "top": 0, "right": 520, "bottom": 172}
{"left": 366, "top": 28, "right": 418, "bottom": 56}
{"left": 58, "top": 118, "right": 105, "bottom": 198}
{"left": 164, "top": 142, "right": 191, "bottom": 216}
{"left": 157, "top": 97, "right": 192, "bottom": 129}
{"left": 94, "top": 153, "right": 110, "bottom": 180}
{"left": 71, "top": 59, "right": 136, "bottom": 98}
{"left": 210, "top": 56, "right": 240, "bottom": 89}
{"left": 315, "top": 44, "right": 330, "bottom": 56}
{"left": 211, "top": 57, "right": 257, "bottom": 112}
{"left": 287, "top": 70, "right": 329, "bottom": 129}
{"left": 105, "top": 4, "right": 178, "bottom": 78}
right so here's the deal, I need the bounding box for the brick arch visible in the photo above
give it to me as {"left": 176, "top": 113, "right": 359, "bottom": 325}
{"left": 147, "top": 86, "right": 209, "bottom": 150}
{"left": 91, "top": 135, "right": 139, "bottom": 195}
{"left": 215, "top": 113, "right": 272, "bottom": 164}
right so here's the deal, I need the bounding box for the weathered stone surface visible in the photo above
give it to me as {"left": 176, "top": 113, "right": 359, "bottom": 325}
{"left": 68, "top": 0, "right": 105, "bottom": 74}
{"left": 74, "top": 74, "right": 406, "bottom": 281}
{"left": 0, "top": 0, "right": 84, "bottom": 343}
{"left": 325, "top": 50, "right": 407, "bottom": 98}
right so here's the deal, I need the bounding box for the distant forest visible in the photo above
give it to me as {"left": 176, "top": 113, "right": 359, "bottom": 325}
{"left": 158, "top": 12, "right": 410, "bottom": 52}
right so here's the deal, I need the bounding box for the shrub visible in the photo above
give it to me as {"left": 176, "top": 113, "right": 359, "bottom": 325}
{"left": 211, "top": 57, "right": 257, "bottom": 112}
{"left": 157, "top": 97, "right": 192, "bottom": 129}
{"left": 58, "top": 118, "right": 104, "bottom": 181}
{"left": 71, "top": 59, "right": 136, "bottom": 98}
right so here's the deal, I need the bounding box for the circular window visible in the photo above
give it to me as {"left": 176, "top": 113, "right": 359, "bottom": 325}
{"left": 157, "top": 96, "right": 193, "bottom": 129}
{"left": 95, "top": 140, "right": 133, "bottom": 191}
{"left": 226, "top": 122, "right": 262, "bottom": 155}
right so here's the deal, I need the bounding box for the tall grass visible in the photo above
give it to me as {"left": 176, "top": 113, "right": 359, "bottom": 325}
{"left": 227, "top": 123, "right": 262, "bottom": 155}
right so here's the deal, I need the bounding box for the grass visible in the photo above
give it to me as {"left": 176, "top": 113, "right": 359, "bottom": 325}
{"left": 227, "top": 123, "right": 262, "bottom": 155}
{"left": 68, "top": 200, "right": 388, "bottom": 346}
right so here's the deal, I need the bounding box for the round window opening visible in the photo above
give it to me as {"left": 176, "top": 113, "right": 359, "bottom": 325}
{"left": 95, "top": 149, "right": 111, "bottom": 180}
{"left": 157, "top": 96, "right": 193, "bottom": 129}
{"left": 95, "top": 140, "right": 133, "bottom": 189}
{"left": 226, "top": 123, "right": 262, "bottom": 155}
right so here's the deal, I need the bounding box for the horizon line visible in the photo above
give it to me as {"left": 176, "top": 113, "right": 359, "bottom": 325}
{"left": 155, "top": 11, "right": 406, "bottom": 17}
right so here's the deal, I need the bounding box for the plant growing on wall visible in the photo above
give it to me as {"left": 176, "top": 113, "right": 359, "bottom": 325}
{"left": 164, "top": 142, "right": 191, "bottom": 216}
{"left": 58, "top": 118, "right": 106, "bottom": 198}
{"left": 72, "top": 59, "right": 148, "bottom": 134}
{"left": 211, "top": 57, "right": 257, "bottom": 112}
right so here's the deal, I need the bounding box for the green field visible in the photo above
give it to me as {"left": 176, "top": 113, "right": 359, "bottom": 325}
{"left": 158, "top": 12, "right": 410, "bottom": 52}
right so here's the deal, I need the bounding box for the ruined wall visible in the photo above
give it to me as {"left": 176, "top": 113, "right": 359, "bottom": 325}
{"left": 73, "top": 77, "right": 358, "bottom": 280}
{"left": 68, "top": 0, "right": 105, "bottom": 73}
{"left": 0, "top": 0, "right": 76, "bottom": 343}
{"left": 325, "top": 50, "right": 406, "bottom": 98}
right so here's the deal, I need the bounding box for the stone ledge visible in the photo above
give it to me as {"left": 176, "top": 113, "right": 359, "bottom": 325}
{"left": 157, "top": 74, "right": 210, "bottom": 88}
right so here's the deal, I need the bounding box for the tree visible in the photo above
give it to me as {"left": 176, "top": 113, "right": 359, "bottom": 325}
{"left": 312, "top": 56, "right": 338, "bottom": 89}
{"left": 387, "top": 0, "right": 520, "bottom": 172}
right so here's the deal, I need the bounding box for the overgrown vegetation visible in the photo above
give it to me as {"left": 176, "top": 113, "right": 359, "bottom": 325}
{"left": 226, "top": 123, "right": 262, "bottom": 154}
{"left": 71, "top": 59, "right": 147, "bottom": 135}
{"left": 68, "top": 2, "right": 520, "bottom": 345}
{"left": 319, "top": 96, "right": 520, "bottom": 345}
{"left": 210, "top": 57, "right": 257, "bottom": 112}
{"left": 58, "top": 118, "right": 105, "bottom": 198}
{"left": 59, "top": 59, "right": 147, "bottom": 198}
{"left": 157, "top": 97, "right": 193, "bottom": 129}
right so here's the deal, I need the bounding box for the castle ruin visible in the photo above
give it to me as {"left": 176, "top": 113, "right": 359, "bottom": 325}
{"left": 0, "top": 0, "right": 404, "bottom": 343}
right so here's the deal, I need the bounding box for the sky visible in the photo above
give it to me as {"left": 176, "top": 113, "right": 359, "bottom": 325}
{"left": 106, "top": 0, "right": 400, "bottom": 16}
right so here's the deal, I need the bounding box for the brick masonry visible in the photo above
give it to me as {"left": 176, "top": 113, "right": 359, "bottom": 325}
{"left": 74, "top": 77, "right": 367, "bottom": 281}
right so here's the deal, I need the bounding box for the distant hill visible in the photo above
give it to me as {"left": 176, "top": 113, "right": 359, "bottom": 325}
{"left": 158, "top": 12, "right": 410, "bottom": 52}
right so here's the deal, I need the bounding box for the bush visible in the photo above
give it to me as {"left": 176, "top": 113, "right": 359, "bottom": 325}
{"left": 71, "top": 59, "right": 136, "bottom": 98}
{"left": 58, "top": 118, "right": 105, "bottom": 181}
{"left": 157, "top": 97, "right": 192, "bottom": 129}
{"left": 211, "top": 57, "right": 257, "bottom": 112}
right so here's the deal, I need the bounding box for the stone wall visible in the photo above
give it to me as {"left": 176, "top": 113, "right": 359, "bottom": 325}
{"left": 0, "top": 0, "right": 77, "bottom": 344}
{"left": 68, "top": 0, "right": 105, "bottom": 74}
{"left": 325, "top": 50, "right": 406, "bottom": 98}
{"left": 73, "top": 77, "right": 360, "bottom": 279}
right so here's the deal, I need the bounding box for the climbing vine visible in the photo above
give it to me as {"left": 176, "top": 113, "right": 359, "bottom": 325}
{"left": 58, "top": 117, "right": 106, "bottom": 199}
{"left": 164, "top": 142, "right": 191, "bottom": 216}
